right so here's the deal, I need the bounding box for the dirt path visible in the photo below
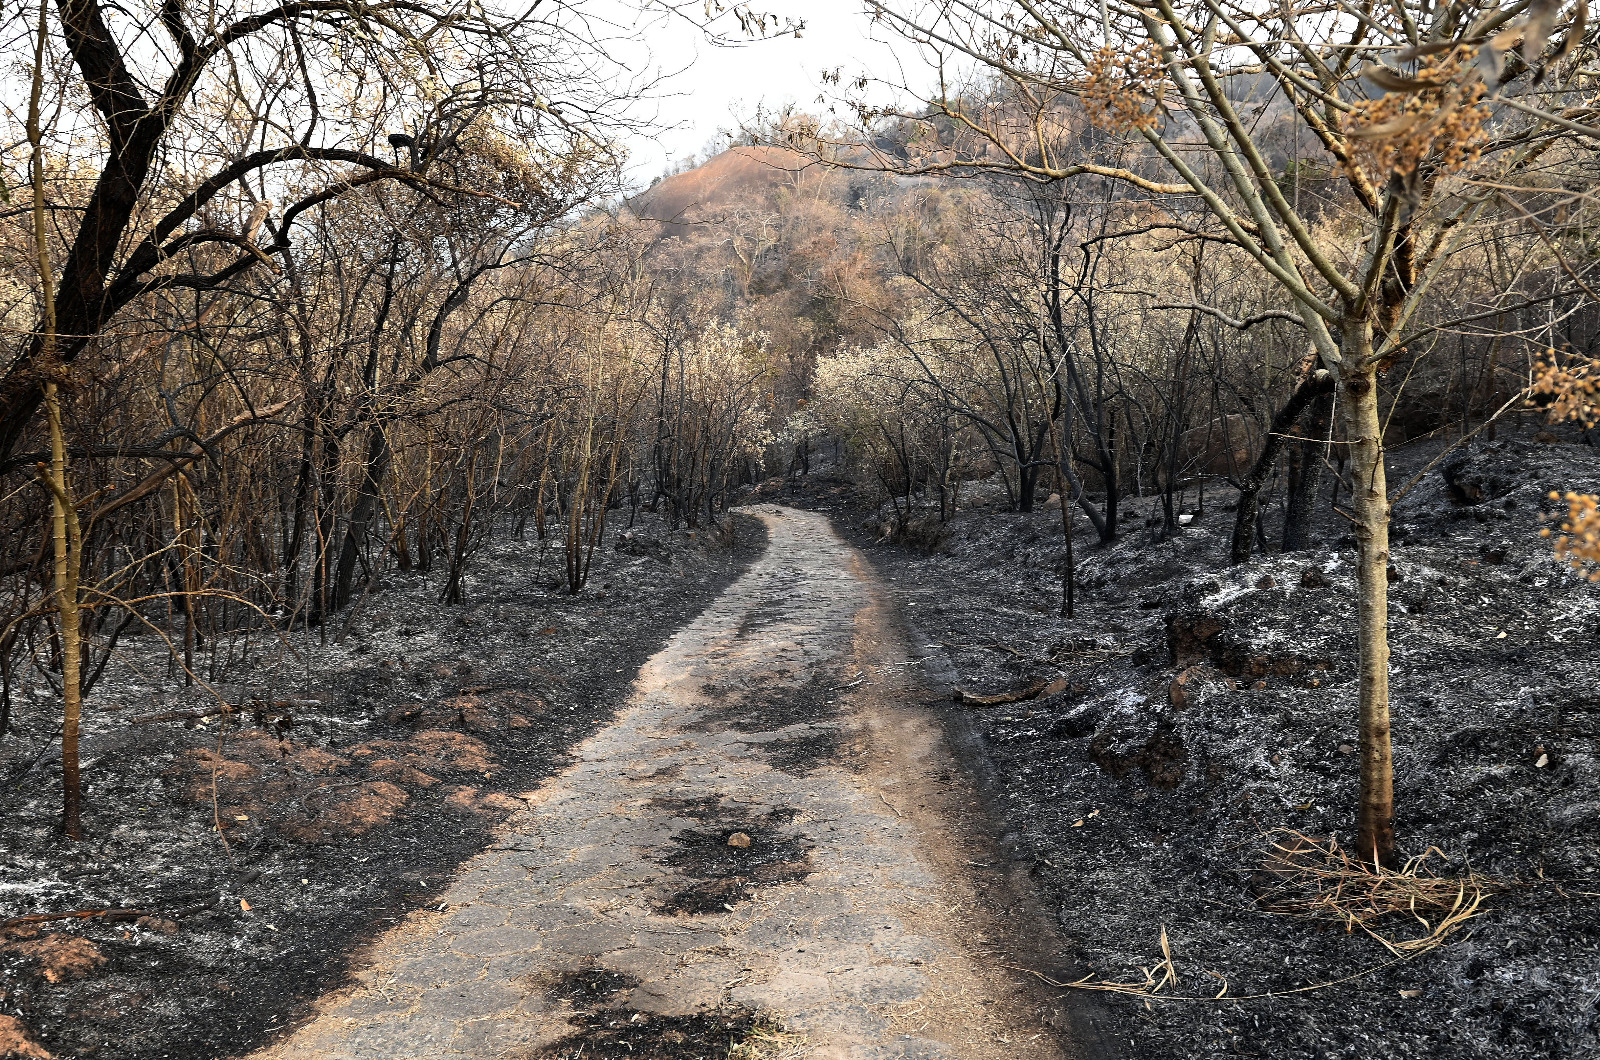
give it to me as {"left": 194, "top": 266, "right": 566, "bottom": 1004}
{"left": 250, "top": 508, "right": 1101, "bottom": 1059}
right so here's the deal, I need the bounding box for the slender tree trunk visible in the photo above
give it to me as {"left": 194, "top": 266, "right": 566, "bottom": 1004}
{"left": 30, "top": 0, "right": 83, "bottom": 838}
{"left": 1046, "top": 416, "right": 1075, "bottom": 618}
{"left": 566, "top": 410, "right": 594, "bottom": 594}
{"left": 43, "top": 381, "right": 83, "bottom": 840}
{"left": 1231, "top": 370, "right": 1336, "bottom": 565}
{"left": 310, "top": 442, "right": 334, "bottom": 635}
{"left": 581, "top": 408, "right": 625, "bottom": 585}
{"left": 1340, "top": 328, "right": 1394, "bottom": 866}
{"left": 1017, "top": 460, "right": 1039, "bottom": 513}
{"left": 1102, "top": 420, "right": 1119, "bottom": 540}
{"left": 174, "top": 478, "right": 197, "bottom": 683}
{"left": 389, "top": 479, "right": 413, "bottom": 571}
{"left": 443, "top": 461, "right": 479, "bottom": 607}
{"left": 1162, "top": 264, "right": 1201, "bottom": 537}
{"left": 284, "top": 432, "right": 313, "bottom": 607}
{"left": 332, "top": 425, "right": 391, "bottom": 611}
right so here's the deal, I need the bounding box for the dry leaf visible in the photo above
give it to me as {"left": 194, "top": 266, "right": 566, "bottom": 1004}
{"left": 1551, "top": 0, "right": 1589, "bottom": 63}
{"left": 1478, "top": 41, "right": 1506, "bottom": 83}
{"left": 1536, "top": 753, "right": 1550, "bottom": 768}
{"left": 1398, "top": 988, "right": 1423, "bottom": 998}
{"left": 1362, "top": 64, "right": 1448, "bottom": 92}
{"left": 1523, "top": 0, "right": 1563, "bottom": 61}
{"left": 1491, "top": 25, "right": 1525, "bottom": 51}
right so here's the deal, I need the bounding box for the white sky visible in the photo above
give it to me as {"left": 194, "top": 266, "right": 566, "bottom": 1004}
{"left": 605, "top": 1, "right": 934, "bottom": 186}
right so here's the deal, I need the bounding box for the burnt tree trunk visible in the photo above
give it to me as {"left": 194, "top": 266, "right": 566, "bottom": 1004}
{"left": 1230, "top": 369, "right": 1335, "bottom": 566}
{"left": 1282, "top": 391, "right": 1333, "bottom": 552}
{"left": 332, "top": 426, "right": 392, "bottom": 612}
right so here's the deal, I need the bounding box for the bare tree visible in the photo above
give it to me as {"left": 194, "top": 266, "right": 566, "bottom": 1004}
{"left": 844, "top": 0, "right": 1600, "bottom": 863}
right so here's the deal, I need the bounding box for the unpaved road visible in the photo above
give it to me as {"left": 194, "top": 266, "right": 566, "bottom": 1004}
{"left": 251, "top": 508, "right": 1108, "bottom": 1059}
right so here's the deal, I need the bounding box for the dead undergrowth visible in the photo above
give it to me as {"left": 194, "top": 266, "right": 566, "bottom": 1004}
{"left": 725, "top": 1019, "right": 808, "bottom": 1060}
{"left": 1253, "top": 830, "right": 1498, "bottom": 956}
{"left": 1039, "top": 830, "right": 1500, "bottom": 1004}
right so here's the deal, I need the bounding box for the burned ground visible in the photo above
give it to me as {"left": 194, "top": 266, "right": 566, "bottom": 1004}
{"left": 526, "top": 959, "right": 795, "bottom": 1060}
{"left": 646, "top": 798, "right": 813, "bottom": 917}
{"left": 525, "top": 1005, "right": 787, "bottom": 1060}
{"left": 757, "top": 728, "right": 845, "bottom": 776}
{"left": 6, "top": 423, "right": 1596, "bottom": 1060}
{"left": 765, "top": 427, "right": 1600, "bottom": 1060}
{"left": 0, "top": 514, "right": 766, "bottom": 1060}
{"left": 691, "top": 673, "right": 853, "bottom": 777}
{"left": 539, "top": 963, "right": 641, "bottom": 1007}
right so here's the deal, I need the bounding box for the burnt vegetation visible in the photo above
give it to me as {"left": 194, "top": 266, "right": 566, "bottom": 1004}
{"left": 3, "top": 0, "right": 1600, "bottom": 1057}
{"left": 648, "top": 799, "right": 813, "bottom": 916}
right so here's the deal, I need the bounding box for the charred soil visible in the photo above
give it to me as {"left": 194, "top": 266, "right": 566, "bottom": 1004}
{"left": 0, "top": 514, "right": 767, "bottom": 1060}
{"left": 527, "top": 964, "right": 786, "bottom": 1060}
{"left": 760, "top": 427, "right": 1600, "bottom": 1060}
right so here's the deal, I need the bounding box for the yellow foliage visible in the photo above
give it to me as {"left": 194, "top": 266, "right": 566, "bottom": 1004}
{"left": 1082, "top": 44, "right": 1165, "bottom": 133}
{"left": 1532, "top": 350, "right": 1600, "bottom": 426}
{"left": 1532, "top": 350, "right": 1600, "bottom": 578}
{"left": 1346, "top": 48, "right": 1488, "bottom": 180}
{"left": 1543, "top": 492, "right": 1600, "bottom": 581}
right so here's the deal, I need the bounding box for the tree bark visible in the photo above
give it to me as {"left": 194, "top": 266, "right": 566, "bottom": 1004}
{"left": 1282, "top": 391, "right": 1333, "bottom": 552}
{"left": 332, "top": 426, "right": 392, "bottom": 611}
{"left": 30, "top": 0, "right": 82, "bottom": 839}
{"left": 42, "top": 381, "right": 83, "bottom": 840}
{"left": 1046, "top": 416, "right": 1075, "bottom": 618}
{"left": 1102, "top": 420, "right": 1119, "bottom": 540}
{"left": 1339, "top": 332, "right": 1394, "bottom": 866}
{"left": 1017, "top": 461, "right": 1039, "bottom": 512}
{"left": 1230, "top": 369, "right": 1335, "bottom": 565}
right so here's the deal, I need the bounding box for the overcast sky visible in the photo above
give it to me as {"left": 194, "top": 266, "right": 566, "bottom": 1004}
{"left": 607, "top": 1, "right": 933, "bottom": 186}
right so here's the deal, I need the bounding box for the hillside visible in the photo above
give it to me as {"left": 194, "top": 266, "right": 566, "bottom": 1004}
{"left": 630, "top": 145, "right": 819, "bottom": 229}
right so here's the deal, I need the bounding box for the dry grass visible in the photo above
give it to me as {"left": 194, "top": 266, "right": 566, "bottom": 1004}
{"left": 1253, "top": 829, "right": 1497, "bottom": 957}
{"left": 1023, "top": 830, "right": 1499, "bottom": 1005}
{"left": 1047, "top": 926, "right": 1199, "bottom": 1004}
{"left": 726, "top": 1017, "right": 807, "bottom": 1060}
{"left": 883, "top": 978, "right": 1058, "bottom": 1050}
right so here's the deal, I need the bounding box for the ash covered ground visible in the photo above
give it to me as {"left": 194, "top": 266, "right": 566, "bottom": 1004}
{"left": 0, "top": 514, "right": 766, "bottom": 1060}
{"left": 768, "top": 427, "right": 1600, "bottom": 1060}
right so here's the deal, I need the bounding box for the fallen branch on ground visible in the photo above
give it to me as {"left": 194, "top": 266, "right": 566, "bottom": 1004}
{"left": 952, "top": 676, "right": 1068, "bottom": 706}
{"left": 0, "top": 909, "right": 149, "bottom": 934}
{"left": 952, "top": 681, "right": 1046, "bottom": 706}
{"left": 128, "top": 699, "right": 320, "bottom": 725}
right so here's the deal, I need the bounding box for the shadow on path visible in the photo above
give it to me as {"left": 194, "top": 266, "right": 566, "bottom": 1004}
{"left": 251, "top": 507, "right": 1112, "bottom": 1059}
